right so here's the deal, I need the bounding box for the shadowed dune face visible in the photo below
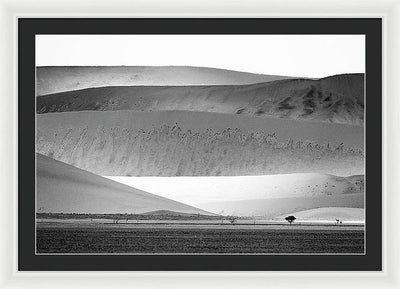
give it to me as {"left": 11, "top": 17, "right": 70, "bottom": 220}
{"left": 36, "top": 110, "right": 364, "bottom": 177}
{"left": 37, "top": 73, "right": 364, "bottom": 126}
{"left": 36, "top": 153, "right": 214, "bottom": 215}
{"left": 36, "top": 66, "right": 294, "bottom": 96}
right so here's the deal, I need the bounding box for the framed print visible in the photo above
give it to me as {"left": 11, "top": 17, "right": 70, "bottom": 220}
{"left": 16, "top": 17, "right": 383, "bottom": 272}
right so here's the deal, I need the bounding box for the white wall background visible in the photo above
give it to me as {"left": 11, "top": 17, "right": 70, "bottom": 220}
{"left": 36, "top": 35, "right": 365, "bottom": 78}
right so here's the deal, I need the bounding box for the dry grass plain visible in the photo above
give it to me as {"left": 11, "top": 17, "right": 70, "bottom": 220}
{"left": 36, "top": 220, "right": 364, "bottom": 254}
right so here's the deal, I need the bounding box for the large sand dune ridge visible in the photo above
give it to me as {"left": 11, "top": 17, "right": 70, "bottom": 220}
{"left": 36, "top": 110, "right": 364, "bottom": 177}
{"left": 37, "top": 73, "right": 364, "bottom": 125}
{"left": 36, "top": 66, "right": 295, "bottom": 96}
{"left": 36, "top": 153, "right": 214, "bottom": 215}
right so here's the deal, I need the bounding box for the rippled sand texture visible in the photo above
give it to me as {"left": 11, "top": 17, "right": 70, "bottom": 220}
{"left": 36, "top": 111, "right": 364, "bottom": 177}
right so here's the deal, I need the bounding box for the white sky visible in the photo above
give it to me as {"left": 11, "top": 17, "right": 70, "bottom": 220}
{"left": 36, "top": 35, "right": 365, "bottom": 78}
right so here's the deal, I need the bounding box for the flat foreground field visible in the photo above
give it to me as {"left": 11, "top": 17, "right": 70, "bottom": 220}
{"left": 36, "top": 222, "right": 364, "bottom": 254}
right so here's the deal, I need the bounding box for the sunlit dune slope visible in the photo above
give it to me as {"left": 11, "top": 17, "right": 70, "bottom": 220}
{"left": 36, "top": 66, "right": 294, "bottom": 96}
{"left": 36, "top": 110, "right": 364, "bottom": 177}
{"left": 196, "top": 194, "right": 363, "bottom": 218}
{"left": 106, "top": 174, "right": 364, "bottom": 206}
{"left": 276, "top": 207, "right": 364, "bottom": 222}
{"left": 36, "top": 153, "right": 214, "bottom": 215}
{"left": 107, "top": 173, "right": 364, "bottom": 218}
{"left": 37, "top": 73, "right": 364, "bottom": 125}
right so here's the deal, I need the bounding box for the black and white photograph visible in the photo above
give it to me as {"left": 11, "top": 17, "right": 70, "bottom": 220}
{"left": 34, "top": 34, "right": 366, "bottom": 255}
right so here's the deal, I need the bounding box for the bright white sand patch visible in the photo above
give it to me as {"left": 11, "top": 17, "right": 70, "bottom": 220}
{"left": 105, "top": 174, "right": 362, "bottom": 206}
{"left": 105, "top": 174, "right": 364, "bottom": 217}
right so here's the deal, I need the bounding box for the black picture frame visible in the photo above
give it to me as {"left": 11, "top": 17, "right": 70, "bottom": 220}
{"left": 18, "top": 18, "right": 382, "bottom": 271}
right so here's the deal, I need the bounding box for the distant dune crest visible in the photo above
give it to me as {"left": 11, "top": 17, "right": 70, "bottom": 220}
{"left": 36, "top": 66, "right": 295, "bottom": 96}
{"left": 37, "top": 69, "right": 364, "bottom": 126}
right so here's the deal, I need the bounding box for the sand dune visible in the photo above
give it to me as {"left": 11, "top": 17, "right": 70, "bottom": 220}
{"left": 37, "top": 73, "right": 364, "bottom": 125}
{"left": 346, "top": 175, "right": 365, "bottom": 192}
{"left": 36, "top": 153, "right": 213, "bottom": 215}
{"left": 106, "top": 174, "right": 364, "bottom": 218}
{"left": 36, "top": 66, "right": 294, "bottom": 96}
{"left": 36, "top": 110, "right": 364, "bottom": 177}
{"left": 106, "top": 174, "right": 364, "bottom": 206}
{"left": 276, "top": 207, "right": 364, "bottom": 222}
{"left": 35, "top": 66, "right": 365, "bottom": 219}
{"left": 196, "top": 194, "right": 363, "bottom": 218}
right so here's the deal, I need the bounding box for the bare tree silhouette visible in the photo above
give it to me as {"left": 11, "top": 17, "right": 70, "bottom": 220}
{"left": 285, "top": 215, "right": 296, "bottom": 225}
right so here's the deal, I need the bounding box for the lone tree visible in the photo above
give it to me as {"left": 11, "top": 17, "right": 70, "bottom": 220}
{"left": 228, "top": 216, "right": 238, "bottom": 225}
{"left": 285, "top": 215, "right": 296, "bottom": 225}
